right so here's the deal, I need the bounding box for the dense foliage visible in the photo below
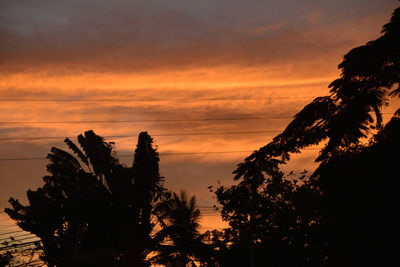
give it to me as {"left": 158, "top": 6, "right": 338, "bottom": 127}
{"left": 213, "top": 4, "right": 400, "bottom": 266}
{"left": 5, "top": 131, "right": 168, "bottom": 266}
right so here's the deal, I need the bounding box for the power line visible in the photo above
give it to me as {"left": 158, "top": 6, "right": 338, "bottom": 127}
{"left": 0, "top": 148, "right": 322, "bottom": 162}
{"left": 0, "top": 233, "right": 35, "bottom": 242}
{"left": 0, "top": 96, "right": 318, "bottom": 102}
{"left": 0, "top": 224, "right": 18, "bottom": 227}
{"left": 3, "top": 236, "right": 39, "bottom": 243}
{"left": 0, "top": 130, "right": 282, "bottom": 142}
{"left": 0, "top": 116, "right": 293, "bottom": 124}
{"left": 0, "top": 224, "right": 18, "bottom": 228}
{"left": 0, "top": 231, "right": 26, "bottom": 236}
{"left": 0, "top": 112, "right": 394, "bottom": 125}
{"left": 0, "top": 240, "right": 40, "bottom": 251}
{"left": 0, "top": 229, "right": 19, "bottom": 233}
{"left": 12, "top": 259, "right": 45, "bottom": 267}
{"left": 0, "top": 151, "right": 254, "bottom": 161}
{"left": 0, "top": 226, "right": 18, "bottom": 229}
{"left": 0, "top": 236, "right": 40, "bottom": 245}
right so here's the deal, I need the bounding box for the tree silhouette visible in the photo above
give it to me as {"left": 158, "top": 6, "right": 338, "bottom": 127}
{"left": 213, "top": 4, "right": 400, "bottom": 266}
{"left": 152, "top": 191, "right": 213, "bottom": 266}
{"left": 5, "top": 130, "right": 167, "bottom": 267}
{"left": 313, "top": 116, "right": 400, "bottom": 265}
{"left": 5, "top": 131, "right": 116, "bottom": 266}
{"left": 234, "top": 5, "right": 400, "bottom": 173}
{"left": 3, "top": 4, "right": 399, "bottom": 267}
{"left": 214, "top": 169, "right": 324, "bottom": 266}
{"left": 117, "top": 132, "right": 167, "bottom": 267}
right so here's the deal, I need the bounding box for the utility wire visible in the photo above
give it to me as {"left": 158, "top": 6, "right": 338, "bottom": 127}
{"left": 0, "top": 240, "right": 40, "bottom": 251}
{"left": 0, "top": 148, "right": 322, "bottom": 162}
{"left": 8, "top": 236, "right": 39, "bottom": 243}
{"left": 0, "top": 233, "right": 36, "bottom": 242}
{"left": 0, "top": 225, "right": 18, "bottom": 229}
{"left": 0, "top": 229, "right": 18, "bottom": 231}
{"left": 0, "top": 116, "right": 293, "bottom": 124}
{"left": 0, "top": 224, "right": 18, "bottom": 227}
{"left": 0, "top": 96, "right": 318, "bottom": 102}
{"left": 0, "top": 236, "right": 40, "bottom": 244}
{"left": 0, "top": 151, "right": 254, "bottom": 161}
{"left": 0, "top": 231, "right": 26, "bottom": 236}
{"left": 0, "top": 130, "right": 282, "bottom": 142}
{"left": 0, "top": 112, "right": 394, "bottom": 124}
{"left": 12, "top": 260, "right": 45, "bottom": 267}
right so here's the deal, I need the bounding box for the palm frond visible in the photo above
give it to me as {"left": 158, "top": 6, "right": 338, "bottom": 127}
{"left": 64, "top": 137, "right": 89, "bottom": 166}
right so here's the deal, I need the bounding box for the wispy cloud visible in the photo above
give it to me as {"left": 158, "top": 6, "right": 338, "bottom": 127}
{"left": 0, "top": 0, "right": 397, "bottom": 214}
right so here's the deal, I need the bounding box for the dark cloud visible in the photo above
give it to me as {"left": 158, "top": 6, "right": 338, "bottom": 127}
{"left": 0, "top": 0, "right": 397, "bottom": 73}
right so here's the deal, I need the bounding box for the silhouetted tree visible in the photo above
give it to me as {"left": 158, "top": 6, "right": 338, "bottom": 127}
{"left": 5, "top": 131, "right": 116, "bottom": 266}
{"left": 152, "top": 191, "right": 213, "bottom": 266}
{"left": 236, "top": 5, "right": 400, "bottom": 172}
{"left": 214, "top": 4, "right": 400, "bottom": 266}
{"left": 214, "top": 168, "right": 324, "bottom": 266}
{"left": 5, "top": 130, "right": 167, "bottom": 267}
{"left": 117, "top": 132, "right": 167, "bottom": 267}
{"left": 313, "top": 116, "right": 400, "bottom": 265}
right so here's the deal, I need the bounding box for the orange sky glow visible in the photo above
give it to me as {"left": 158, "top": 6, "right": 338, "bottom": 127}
{"left": 1, "top": 0, "right": 398, "bottom": 232}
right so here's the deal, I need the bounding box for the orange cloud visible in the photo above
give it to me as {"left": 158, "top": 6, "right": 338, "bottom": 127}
{"left": 1, "top": 0, "right": 398, "bottom": 232}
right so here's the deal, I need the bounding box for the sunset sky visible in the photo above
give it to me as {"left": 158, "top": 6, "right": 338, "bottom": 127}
{"left": 0, "top": 0, "right": 398, "bottom": 231}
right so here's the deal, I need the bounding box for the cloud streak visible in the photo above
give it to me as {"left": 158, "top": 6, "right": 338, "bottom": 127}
{"left": 0, "top": 0, "right": 396, "bottom": 74}
{"left": 0, "top": 0, "right": 398, "bottom": 229}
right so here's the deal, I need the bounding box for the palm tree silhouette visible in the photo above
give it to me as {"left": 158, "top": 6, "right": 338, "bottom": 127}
{"left": 151, "top": 191, "right": 206, "bottom": 267}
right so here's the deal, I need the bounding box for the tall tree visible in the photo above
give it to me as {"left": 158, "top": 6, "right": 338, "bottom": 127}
{"left": 117, "top": 132, "right": 167, "bottom": 267}
{"left": 152, "top": 191, "right": 212, "bottom": 266}
{"left": 234, "top": 5, "right": 400, "bottom": 175}
{"left": 5, "top": 130, "right": 166, "bottom": 267}
{"left": 313, "top": 116, "right": 400, "bottom": 265}
{"left": 214, "top": 4, "right": 400, "bottom": 266}
{"left": 6, "top": 131, "right": 117, "bottom": 266}
{"left": 214, "top": 169, "right": 324, "bottom": 266}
